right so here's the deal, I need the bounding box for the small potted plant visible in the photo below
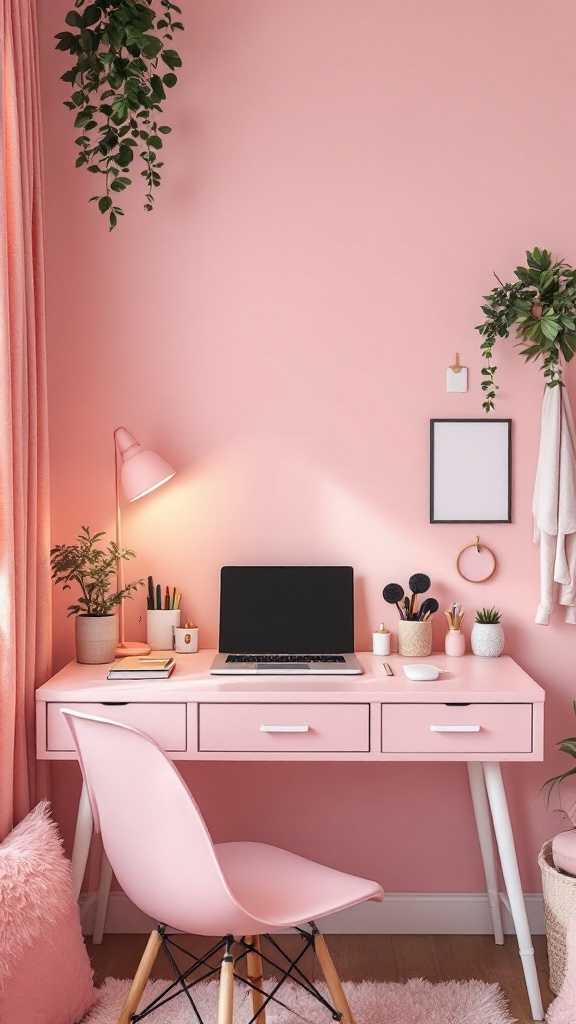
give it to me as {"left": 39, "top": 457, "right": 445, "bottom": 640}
{"left": 50, "top": 526, "right": 143, "bottom": 664}
{"left": 476, "top": 247, "right": 576, "bottom": 412}
{"left": 470, "top": 607, "right": 504, "bottom": 657}
{"left": 539, "top": 704, "right": 576, "bottom": 993}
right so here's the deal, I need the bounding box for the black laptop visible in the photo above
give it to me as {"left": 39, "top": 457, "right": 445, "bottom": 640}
{"left": 210, "top": 565, "right": 362, "bottom": 675}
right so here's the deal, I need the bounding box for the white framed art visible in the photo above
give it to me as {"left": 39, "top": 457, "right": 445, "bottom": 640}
{"left": 430, "top": 419, "right": 512, "bottom": 523}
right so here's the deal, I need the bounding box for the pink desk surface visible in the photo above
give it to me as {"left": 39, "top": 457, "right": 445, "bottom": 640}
{"left": 36, "top": 651, "right": 544, "bottom": 764}
{"left": 36, "top": 651, "right": 545, "bottom": 704}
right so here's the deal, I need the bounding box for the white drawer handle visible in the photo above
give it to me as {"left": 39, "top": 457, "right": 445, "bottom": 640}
{"left": 260, "top": 725, "right": 310, "bottom": 733}
{"left": 430, "top": 724, "right": 481, "bottom": 733}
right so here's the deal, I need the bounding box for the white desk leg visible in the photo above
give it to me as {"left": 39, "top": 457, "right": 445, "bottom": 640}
{"left": 92, "top": 848, "right": 113, "bottom": 944}
{"left": 482, "top": 762, "right": 544, "bottom": 1021}
{"left": 71, "top": 781, "right": 94, "bottom": 901}
{"left": 467, "top": 762, "right": 504, "bottom": 944}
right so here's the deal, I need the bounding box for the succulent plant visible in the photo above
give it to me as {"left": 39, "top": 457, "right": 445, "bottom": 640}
{"left": 474, "top": 606, "right": 501, "bottom": 624}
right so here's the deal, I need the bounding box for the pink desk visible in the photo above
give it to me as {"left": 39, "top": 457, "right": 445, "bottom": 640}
{"left": 36, "top": 651, "right": 545, "bottom": 1020}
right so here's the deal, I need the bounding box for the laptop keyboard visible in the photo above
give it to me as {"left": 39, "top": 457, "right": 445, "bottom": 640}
{"left": 225, "top": 654, "right": 346, "bottom": 664}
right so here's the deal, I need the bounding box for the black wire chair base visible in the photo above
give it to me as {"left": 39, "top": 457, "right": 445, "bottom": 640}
{"left": 130, "top": 923, "right": 342, "bottom": 1024}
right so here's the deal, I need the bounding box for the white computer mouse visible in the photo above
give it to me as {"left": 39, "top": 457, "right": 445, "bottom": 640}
{"left": 402, "top": 664, "right": 444, "bottom": 681}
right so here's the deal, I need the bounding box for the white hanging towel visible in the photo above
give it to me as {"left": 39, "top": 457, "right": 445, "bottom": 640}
{"left": 533, "top": 385, "right": 576, "bottom": 624}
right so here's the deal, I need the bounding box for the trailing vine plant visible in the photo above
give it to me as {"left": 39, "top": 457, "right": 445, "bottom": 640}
{"left": 475, "top": 247, "right": 576, "bottom": 412}
{"left": 55, "top": 0, "right": 183, "bottom": 230}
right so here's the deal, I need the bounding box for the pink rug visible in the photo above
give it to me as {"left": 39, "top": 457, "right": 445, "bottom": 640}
{"left": 81, "top": 976, "right": 515, "bottom": 1023}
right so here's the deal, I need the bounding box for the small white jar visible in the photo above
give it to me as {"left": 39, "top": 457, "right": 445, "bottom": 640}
{"left": 174, "top": 624, "right": 199, "bottom": 653}
{"left": 372, "top": 624, "right": 391, "bottom": 656}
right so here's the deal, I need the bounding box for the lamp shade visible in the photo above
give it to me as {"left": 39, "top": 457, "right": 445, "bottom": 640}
{"left": 114, "top": 427, "right": 175, "bottom": 503}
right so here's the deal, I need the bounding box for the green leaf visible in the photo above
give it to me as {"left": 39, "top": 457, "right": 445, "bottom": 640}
{"left": 116, "top": 145, "right": 134, "bottom": 166}
{"left": 161, "top": 49, "right": 182, "bottom": 70}
{"left": 55, "top": 32, "right": 77, "bottom": 52}
{"left": 80, "top": 28, "right": 95, "bottom": 53}
{"left": 98, "top": 195, "right": 112, "bottom": 213}
{"left": 158, "top": 125, "right": 171, "bottom": 134}
{"left": 162, "top": 72, "right": 177, "bottom": 88}
{"left": 74, "top": 109, "right": 93, "bottom": 128}
{"left": 140, "top": 34, "right": 162, "bottom": 58}
{"left": 82, "top": 4, "right": 101, "bottom": 27}
{"left": 540, "top": 318, "right": 561, "bottom": 341}
{"left": 65, "top": 10, "right": 83, "bottom": 27}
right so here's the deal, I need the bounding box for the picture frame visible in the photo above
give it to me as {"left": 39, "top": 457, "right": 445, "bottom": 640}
{"left": 430, "top": 419, "right": 512, "bottom": 523}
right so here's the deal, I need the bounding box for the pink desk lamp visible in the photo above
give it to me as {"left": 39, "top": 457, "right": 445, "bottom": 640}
{"left": 114, "top": 427, "right": 175, "bottom": 658}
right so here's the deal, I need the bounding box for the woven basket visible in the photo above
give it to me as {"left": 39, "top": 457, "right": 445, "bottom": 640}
{"left": 539, "top": 839, "right": 576, "bottom": 994}
{"left": 397, "top": 620, "right": 432, "bottom": 658}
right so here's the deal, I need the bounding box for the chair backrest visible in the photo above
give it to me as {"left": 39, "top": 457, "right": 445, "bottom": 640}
{"left": 61, "top": 709, "right": 246, "bottom": 935}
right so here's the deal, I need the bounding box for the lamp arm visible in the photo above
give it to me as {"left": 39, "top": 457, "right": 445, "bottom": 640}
{"left": 115, "top": 435, "right": 125, "bottom": 646}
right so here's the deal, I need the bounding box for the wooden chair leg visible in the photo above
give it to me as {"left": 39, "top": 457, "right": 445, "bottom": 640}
{"left": 246, "top": 935, "right": 266, "bottom": 1023}
{"left": 313, "top": 928, "right": 356, "bottom": 1024}
{"left": 117, "top": 928, "right": 162, "bottom": 1024}
{"left": 217, "top": 943, "right": 235, "bottom": 1024}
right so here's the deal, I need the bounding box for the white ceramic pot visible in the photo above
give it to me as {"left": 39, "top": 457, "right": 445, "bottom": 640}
{"left": 75, "top": 614, "right": 117, "bottom": 664}
{"left": 471, "top": 622, "right": 505, "bottom": 658}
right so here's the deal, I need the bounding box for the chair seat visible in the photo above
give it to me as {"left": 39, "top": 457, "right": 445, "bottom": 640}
{"left": 215, "top": 841, "right": 383, "bottom": 930}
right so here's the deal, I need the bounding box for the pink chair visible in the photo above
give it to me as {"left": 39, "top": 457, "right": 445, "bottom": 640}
{"left": 61, "top": 709, "right": 383, "bottom": 1024}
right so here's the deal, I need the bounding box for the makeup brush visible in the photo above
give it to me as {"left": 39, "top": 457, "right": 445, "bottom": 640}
{"left": 383, "top": 583, "right": 405, "bottom": 619}
{"left": 408, "top": 573, "right": 431, "bottom": 618}
{"left": 418, "top": 597, "right": 439, "bottom": 620}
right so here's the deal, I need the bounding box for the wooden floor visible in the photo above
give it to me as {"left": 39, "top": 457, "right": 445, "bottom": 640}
{"left": 86, "top": 932, "right": 555, "bottom": 1023}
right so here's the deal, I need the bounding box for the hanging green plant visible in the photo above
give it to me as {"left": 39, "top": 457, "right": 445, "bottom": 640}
{"left": 475, "top": 247, "right": 576, "bottom": 412}
{"left": 55, "top": 0, "right": 184, "bottom": 230}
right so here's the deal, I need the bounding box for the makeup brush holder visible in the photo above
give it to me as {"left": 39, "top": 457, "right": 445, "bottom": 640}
{"left": 398, "top": 620, "right": 432, "bottom": 658}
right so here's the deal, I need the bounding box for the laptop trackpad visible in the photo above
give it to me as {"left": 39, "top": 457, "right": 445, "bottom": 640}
{"left": 256, "top": 663, "right": 310, "bottom": 671}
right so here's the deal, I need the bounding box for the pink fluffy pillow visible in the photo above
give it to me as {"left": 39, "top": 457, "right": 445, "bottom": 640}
{"left": 0, "top": 800, "right": 97, "bottom": 1024}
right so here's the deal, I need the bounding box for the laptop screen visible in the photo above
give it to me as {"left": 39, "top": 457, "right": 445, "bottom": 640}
{"left": 218, "top": 566, "right": 355, "bottom": 654}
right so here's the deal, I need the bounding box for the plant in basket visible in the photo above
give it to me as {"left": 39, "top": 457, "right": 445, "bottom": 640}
{"left": 539, "top": 701, "right": 576, "bottom": 994}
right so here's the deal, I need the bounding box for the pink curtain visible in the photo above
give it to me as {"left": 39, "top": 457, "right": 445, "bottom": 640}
{"left": 0, "top": 0, "right": 51, "bottom": 839}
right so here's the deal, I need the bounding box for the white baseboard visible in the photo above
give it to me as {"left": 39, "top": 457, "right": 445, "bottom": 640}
{"left": 80, "top": 891, "right": 545, "bottom": 937}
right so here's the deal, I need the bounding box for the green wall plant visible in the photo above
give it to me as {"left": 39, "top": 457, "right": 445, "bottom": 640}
{"left": 476, "top": 247, "right": 576, "bottom": 412}
{"left": 56, "top": 0, "right": 183, "bottom": 229}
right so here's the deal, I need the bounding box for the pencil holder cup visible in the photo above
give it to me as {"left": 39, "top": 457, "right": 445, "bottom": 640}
{"left": 397, "top": 620, "right": 432, "bottom": 657}
{"left": 173, "top": 625, "right": 199, "bottom": 654}
{"left": 146, "top": 609, "right": 181, "bottom": 651}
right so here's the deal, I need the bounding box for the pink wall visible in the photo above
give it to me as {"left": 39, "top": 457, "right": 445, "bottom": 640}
{"left": 38, "top": 0, "right": 576, "bottom": 893}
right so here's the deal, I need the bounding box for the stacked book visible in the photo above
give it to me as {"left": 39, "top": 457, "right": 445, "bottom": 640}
{"left": 106, "top": 656, "right": 175, "bottom": 680}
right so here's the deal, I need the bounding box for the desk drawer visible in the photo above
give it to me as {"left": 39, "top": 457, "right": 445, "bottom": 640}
{"left": 199, "top": 703, "right": 370, "bottom": 752}
{"left": 381, "top": 703, "right": 533, "bottom": 754}
{"left": 46, "top": 702, "right": 187, "bottom": 752}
